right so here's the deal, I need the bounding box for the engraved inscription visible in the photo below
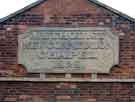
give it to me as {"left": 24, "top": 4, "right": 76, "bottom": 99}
{"left": 18, "top": 27, "right": 119, "bottom": 73}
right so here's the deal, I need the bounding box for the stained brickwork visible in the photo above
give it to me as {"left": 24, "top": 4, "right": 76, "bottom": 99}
{"left": 0, "top": 82, "right": 135, "bottom": 102}
{"left": 0, "top": 0, "right": 135, "bottom": 101}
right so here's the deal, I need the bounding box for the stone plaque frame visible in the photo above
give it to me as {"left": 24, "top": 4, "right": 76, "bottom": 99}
{"left": 18, "top": 27, "right": 119, "bottom": 73}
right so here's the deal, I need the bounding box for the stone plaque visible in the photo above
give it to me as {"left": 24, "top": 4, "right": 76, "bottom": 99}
{"left": 18, "top": 27, "right": 119, "bottom": 73}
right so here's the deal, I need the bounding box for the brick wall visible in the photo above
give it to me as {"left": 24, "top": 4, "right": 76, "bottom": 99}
{"left": 0, "top": 0, "right": 135, "bottom": 101}
{"left": 1, "top": 82, "right": 135, "bottom": 102}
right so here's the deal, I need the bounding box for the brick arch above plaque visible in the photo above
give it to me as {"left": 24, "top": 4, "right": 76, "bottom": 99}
{"left": 18, "top": 27, "right": 119, "bottom": 73}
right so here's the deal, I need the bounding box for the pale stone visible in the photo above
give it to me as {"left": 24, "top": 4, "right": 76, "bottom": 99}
{"left": 18, "top": 27, "right": 119, "bottom": 73}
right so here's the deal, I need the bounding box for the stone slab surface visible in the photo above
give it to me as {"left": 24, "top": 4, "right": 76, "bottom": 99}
{"left": 18, "top": 27, "right": 119, "bottom": 73}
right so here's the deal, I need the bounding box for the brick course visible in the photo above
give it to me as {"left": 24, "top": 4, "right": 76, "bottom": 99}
{"left": 0, "top": 82, "right": 135, "bottom": 102}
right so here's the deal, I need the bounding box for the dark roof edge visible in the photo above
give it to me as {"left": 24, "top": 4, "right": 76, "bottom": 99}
{"left": 0, "top": 0, "right": 135, "bottom": 24}
{"left": 89, "top": 0, "right": 135, "bottom": 22}
{"left": 0, "top": 0, "right": 45, "bottom": 23}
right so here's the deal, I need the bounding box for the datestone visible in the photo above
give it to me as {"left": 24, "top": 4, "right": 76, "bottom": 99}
{"left": 18, "top": 27, "right": 119, "bottom": 73}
